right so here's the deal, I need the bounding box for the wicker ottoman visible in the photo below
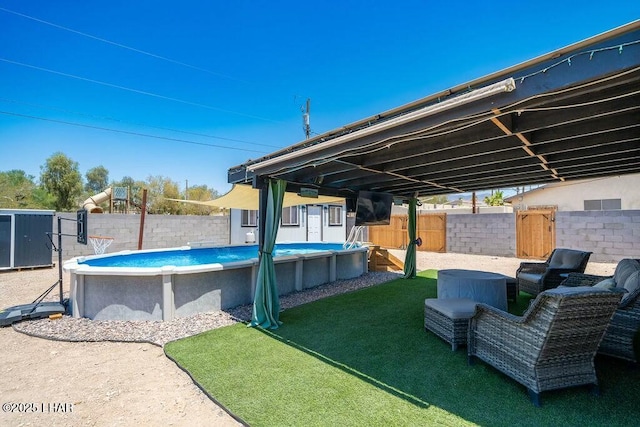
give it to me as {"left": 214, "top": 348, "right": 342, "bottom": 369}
{"left": 424, "top": 298, "right": 478, "bottom": 350}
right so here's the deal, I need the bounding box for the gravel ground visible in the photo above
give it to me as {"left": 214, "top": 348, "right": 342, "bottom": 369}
{"left": 10, "top": 271, "right": 401, "bottom": 346}
{"left": 0, "top": 251, "right": 617, "bottom": 426}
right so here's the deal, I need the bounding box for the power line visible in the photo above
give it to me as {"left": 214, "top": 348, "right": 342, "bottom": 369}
{"left": 0, "top": 110, "right": 271, "bottom": 154}
{"left": 0, "top": 6, "right": 249, "bottom": 83}
{"left": 0, "top": 57, "right": 283, "bottom": 123}
{"left": 0, "top": 97, "right": 281, "bottom": 149}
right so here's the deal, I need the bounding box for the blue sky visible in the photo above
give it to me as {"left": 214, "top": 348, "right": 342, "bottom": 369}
{"left": 1, "top": 1, "right": 638, "bottom": 195}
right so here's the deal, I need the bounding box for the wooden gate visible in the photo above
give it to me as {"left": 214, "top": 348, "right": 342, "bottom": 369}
{"left": 417, "top": 213, "right": 446, "bottom": 252}
{"left": 367, "top": 215, "right": 407, "bottom": 249}
{"left": 516, "top": 209, "right": 555, "bottom": 259}
{"left": 367, "top": 213, "right": 446, "bottom": 253}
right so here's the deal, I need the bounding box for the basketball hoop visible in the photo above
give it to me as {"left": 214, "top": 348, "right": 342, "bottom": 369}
{"left": 88, "top": 235, "right": 114, "bottom": 255}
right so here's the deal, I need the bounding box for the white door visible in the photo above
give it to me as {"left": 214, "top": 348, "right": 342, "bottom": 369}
{"left": 307, "top": 206, "right": 322, "bottom": 241}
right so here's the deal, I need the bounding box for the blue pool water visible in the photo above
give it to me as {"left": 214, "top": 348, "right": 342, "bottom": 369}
{"left": 79, "top": 242, "right": 351, "bottom": 268}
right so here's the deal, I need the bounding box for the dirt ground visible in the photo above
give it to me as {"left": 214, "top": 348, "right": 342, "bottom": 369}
{"left": 0, "top": 267, "right": 241, "bottom": 427}
{"left": 0, "top": 253, "right": 616, "bottom": 426}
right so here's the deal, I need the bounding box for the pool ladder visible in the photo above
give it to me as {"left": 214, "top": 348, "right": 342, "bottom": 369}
{"left": 343, "top": 225, "right": 365, "bottom": 249}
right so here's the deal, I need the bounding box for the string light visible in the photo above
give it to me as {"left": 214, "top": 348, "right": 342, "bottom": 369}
{"left": 260, "top": 67, "right": 640, "bottom": 186}
{"left": 517, "top": 39, "right": 640, "bottom": 84}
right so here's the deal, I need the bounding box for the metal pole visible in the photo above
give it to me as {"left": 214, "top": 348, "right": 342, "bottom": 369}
{"left": 58, "top": 216, "right": 63, "bottom": 304}
{"left": 137, "top": 189, "right": 148, "bottom": 250}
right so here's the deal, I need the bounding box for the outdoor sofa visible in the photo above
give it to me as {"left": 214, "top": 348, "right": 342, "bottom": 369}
{"left": 562, "top": 258, "right": 640, "bottom": 363}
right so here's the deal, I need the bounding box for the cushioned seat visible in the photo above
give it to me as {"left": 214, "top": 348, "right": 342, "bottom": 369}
{"left": 468, "top": 286, "right": 623, "bottom": 406}
{"left": 424, "top": 298, "right": 477, "bottom": 350}
{"left": 562, "top": 258, "right": 640, "bottom": 362}
{"left": 516, "top": 248, "right": 592, "bottom": 296}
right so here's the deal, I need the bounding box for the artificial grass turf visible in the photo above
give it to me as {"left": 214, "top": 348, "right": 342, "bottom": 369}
{"left": 165, "top": 271, "right": 640, "bottom": 427}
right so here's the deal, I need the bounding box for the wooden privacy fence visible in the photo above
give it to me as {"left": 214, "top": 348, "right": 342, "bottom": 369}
{"left": 368, "top": 213, "right": 446, "bottom": 252}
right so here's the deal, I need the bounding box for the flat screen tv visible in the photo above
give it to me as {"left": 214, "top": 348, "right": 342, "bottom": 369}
{"left": 355, "top": 191, "right": 393, "bottom": 226}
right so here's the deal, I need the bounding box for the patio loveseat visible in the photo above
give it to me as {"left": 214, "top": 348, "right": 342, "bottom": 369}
{"left": 467, "top": 286, "right": 623, "bottom": 406}
{"left": 562, "top": 258, "right": 640, "bottom": 363}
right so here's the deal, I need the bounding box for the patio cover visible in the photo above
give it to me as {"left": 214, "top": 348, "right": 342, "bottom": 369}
{"left": 169, "top": 183, "right": 344, "bottom": 210}
{"left": 228, "top": 21, "right": 640, "bottom": 201}
{"left": 228, "top": 20, "right": 640, "bottom": 286}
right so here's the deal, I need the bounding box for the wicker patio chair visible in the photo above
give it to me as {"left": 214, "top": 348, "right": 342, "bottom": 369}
{"left": 562, "top": 259, "right": 640, "bottom": 363}
{"left": 516, "top": 248, "right": 592, "bottom": 296}
{"left": 467, "top": 286, "right": 623, "bottom": 406}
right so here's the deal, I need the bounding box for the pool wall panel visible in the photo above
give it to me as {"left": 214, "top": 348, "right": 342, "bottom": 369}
{"left": 336, "top": 251, "right": 367, "bottom": 279}
{"left": 83, "top": 275, "right": 163, "bottom": 320}
{"left": 274, "top": 260, "right": 297, "bottom": 295}
{"left": 302, "top": 256, "right": 330, "bottom": 289}
{"left": 174, "top": 268, "right": 254, "bottom": 317}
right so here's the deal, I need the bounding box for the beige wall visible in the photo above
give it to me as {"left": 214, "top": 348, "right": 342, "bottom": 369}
{"left": 507, "top": 173, "right": 640, "bottom": 211}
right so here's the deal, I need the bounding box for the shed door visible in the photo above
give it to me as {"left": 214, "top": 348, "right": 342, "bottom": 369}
{"left": 14, "top": 214, "right": 53, "bottom": 267}
{"left": 307, "top": 206, "right": 322, "bottom": 241}
{"left": 0, "top": 216, "right": 11, "bottom": 268}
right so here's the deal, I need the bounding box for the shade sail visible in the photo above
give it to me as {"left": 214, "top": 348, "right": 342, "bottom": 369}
{"left": 169, "top": 184, "right": 344, "bottom": 210}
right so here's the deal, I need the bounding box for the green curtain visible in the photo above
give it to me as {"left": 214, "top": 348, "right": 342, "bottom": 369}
{"left": 250, "top": 179, "right": 287, "bottom": 329}
{"left": 403, "top": 198, "right": 417, "bottom": 279}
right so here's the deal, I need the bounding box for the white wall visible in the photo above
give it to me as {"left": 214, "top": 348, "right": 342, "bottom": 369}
{"left": 229, "top": 204, "right": 347, "bottom": 245}
{"left": 229, "top": 209, "right": 257, "bottom": 245}
{"left": 507, "top": 173, "right": 640, "bottom": 211}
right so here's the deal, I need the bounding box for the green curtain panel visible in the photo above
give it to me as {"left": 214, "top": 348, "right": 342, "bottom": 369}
{"left": 403, "top": 198, "right": 417, "bottom": 279}
{"left": 250, "top": 179, "right": 287, "bottom": 329}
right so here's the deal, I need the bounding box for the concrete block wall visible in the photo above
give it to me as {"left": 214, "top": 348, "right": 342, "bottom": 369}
{"left": 446, "top": 213, "right": 516, "bottom": 257}
{"left": 444, "top": 210, "right": 640, "bottom": 262}
{"left": 556, "top": 210, "right": 640, "bottom": 263}
{"left": 50, "top": 209, "right": 639, "bottom": 264}
{"left": 54, "top": 213, "right": 230, "bottom": 259}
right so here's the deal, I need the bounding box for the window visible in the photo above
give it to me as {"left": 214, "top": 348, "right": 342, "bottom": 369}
{"left": 281, "top": 206, "right": 299, "bottom": 226}
{"left": 584, "top": 199, "right": 621, "bottom": 211}
{"left": 329, "top": 205, "right": 343, "bottom": 226}
{"left": 241, "top": 210, "right": 257, "bottom": 226}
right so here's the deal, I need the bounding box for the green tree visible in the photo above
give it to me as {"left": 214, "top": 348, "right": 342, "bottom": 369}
{"left": 40, "top": 152, "right": 83, "bottom": 211}
{"left": 183, "top": 184, "right": 219, "bottom": 215}
{"left": 0, "top": 170, "right": 35, "bottom": 208}
{"left": 145, "top": 175, "right": 181, "bottom": 214}
{"left": 85, "top": 166, "right": 109, "bottom": 194}
{"left": 484, "top": 190, "right": 505, "bottom": 206}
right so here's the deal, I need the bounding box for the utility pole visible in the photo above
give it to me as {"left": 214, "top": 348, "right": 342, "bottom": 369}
{"left": 303, "top": 98, "right": 311, "bottom": 139}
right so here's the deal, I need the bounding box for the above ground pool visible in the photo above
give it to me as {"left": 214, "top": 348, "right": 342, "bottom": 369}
{"left": 78, "top": 242, "right": 351, "bottom": 268}
{"left": 64, "top": 242, "right": 369, "bottom": 321}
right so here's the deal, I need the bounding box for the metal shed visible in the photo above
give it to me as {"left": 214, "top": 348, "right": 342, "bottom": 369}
{"left": 0, "top": 209, "right": 54, "bottom": 270}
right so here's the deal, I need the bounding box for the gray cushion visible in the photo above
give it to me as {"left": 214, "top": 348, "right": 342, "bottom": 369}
{"left": 545, "top": 286, "right": 611, "bottom": 295}
{"left": 613, "top": 259, "right": 640, "bottom": 287}
{"left": 517, "top": 272, "right": 542, "bottom": 284}
{"left": 548, "top": 249, "right": 587, "bottom": 269}
{"left": 593, "top": 278, "right": 617, "bottom": 289}
{"left": 424, "top": 298, "right": 478, "bottom": 319}
{"left": 621, "top": 270, "right": 640, "bottom": 303}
